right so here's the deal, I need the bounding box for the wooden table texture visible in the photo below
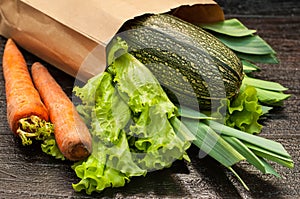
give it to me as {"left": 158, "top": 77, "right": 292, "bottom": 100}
{"left": 0, "top": 1, "right": 299, "bottom": 198}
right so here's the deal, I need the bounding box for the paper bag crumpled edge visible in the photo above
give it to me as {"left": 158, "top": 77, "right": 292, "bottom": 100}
{"left": 0, "top": 0, "right": 224, "bottom": 82}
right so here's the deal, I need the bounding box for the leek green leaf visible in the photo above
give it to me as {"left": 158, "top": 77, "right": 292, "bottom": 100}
{"left": 200, "top": 18, "right": 256, "bottom": 37}
{"left": 228, "top": 167, "right": 250, "bottom": 191}
{"left": 183, "top": 119, "right": 244, "bottom": 168}
{"left": 177, "top": 106, "right": 215, "bottom": 120}
{"left": 214, "top": 34, "right": 276, "bottom": 55}
{"left": 258, "top": 157, "right": 281, "bottom": 178}
{"left": 255, "top": 87, "right": 291, "bottom": 106}
{"left": 244, "top": 142, "right": 294, "bottom": 169}
{"left": 170, "top": 117, "right": 197, "bottom": 144}
{"left": 261, "top": 106, "right": 273, "bottom": 115}
{"left": 243, "top": 76, "right": 289, "bottom": 92}
{"left": 234, "top": 51, "right": 279, "bottom": 64}
{"left": 207, "top": 120, "right": 292, "bottom": 159}
{"left": 222, "top": 136, "right": 280, "bottom": 177}
{"left": 242, "top": 60, "right": 260, "bottom": 73}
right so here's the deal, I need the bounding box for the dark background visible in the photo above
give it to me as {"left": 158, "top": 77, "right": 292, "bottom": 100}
{"left": 0, "top": 0, "right": 299, "bottom": 198}
{"left": 217, "top": 0, "right": 300, "bottom": 16}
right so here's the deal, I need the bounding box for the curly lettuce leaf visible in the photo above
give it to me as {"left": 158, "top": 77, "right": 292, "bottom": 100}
{"left": 73, "top": 71, "right": 111, "bottom": 123}
{"left": 109, "top": 53, "right": 176, "bottom": 118}
{"left": 72, "top": 131, "right": 146, "bottom": 195}
{"left": 76, "top": 72, "right": 131, "bottom": 144}
{"left": 72, "top": 51, "right": 193, "bottom": 194}
{"left": 129, "top": 104, "right": 191, "bottom": 170}
{"left": 226, "top": 85, "right": 263, "bottom": 134}
{"left": 111, "top": 53, "right": 193, "bottom": 167}
{"left": 41, "top": 135, "right": 65, "bottom": 160}
{"left": 73, "top": 71, "right": 146, "bottom": 194}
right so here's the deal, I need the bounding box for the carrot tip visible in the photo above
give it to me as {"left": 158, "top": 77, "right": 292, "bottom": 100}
{"left": 16, "top": 115, "right": 54, "bottom": 146}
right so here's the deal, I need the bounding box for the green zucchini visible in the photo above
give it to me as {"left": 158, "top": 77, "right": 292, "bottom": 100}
{"left": 115, "top": 14, "right": 244, "bottom": 110}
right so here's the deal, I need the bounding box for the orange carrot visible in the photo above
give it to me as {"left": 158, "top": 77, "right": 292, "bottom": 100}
{"left": 2, "top": 38, "right": 52, "bottom": 145}
{"left": 31, "top": 62, "right": 92, "bottom": 161}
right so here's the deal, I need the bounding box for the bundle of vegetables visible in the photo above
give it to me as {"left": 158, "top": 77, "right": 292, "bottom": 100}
{"left": 2, "top": 13, "right": 294, "bottom": 195}
{"left": 2, "top": 39, "right": 53, "bottom": 146}
{"left": 71, "top": 52, "right": 195, "bottom": 194}
{"left": 69, "top": 26, "right": 293, "bottom": 193}
{"left": 198, "top": 18, "right": 290, "bottom": 134}
{"left": 38, "top": 14, "right": 291, "bottom": 193}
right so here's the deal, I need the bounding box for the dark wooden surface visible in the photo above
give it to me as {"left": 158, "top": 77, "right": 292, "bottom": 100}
{"left": 0, "top": 1, "right": 299, "bottom": 198}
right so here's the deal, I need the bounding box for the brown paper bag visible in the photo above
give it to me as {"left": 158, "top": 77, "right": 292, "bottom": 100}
{"left": 0, "top": 0, "right": 224, "bottom": 81}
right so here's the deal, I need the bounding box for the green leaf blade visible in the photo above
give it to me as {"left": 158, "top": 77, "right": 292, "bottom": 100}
{"left": 214, "top": 34, "right": 276, "bottom": 55}
{"left": 243, "top": 76, "right": 289, "bottom": 92}
{"left": 254, "top": 87, "right": 291, "bottom": 106}
{"left": 207, "top": 120, "right": 292, "bottom": 159}
{"left": 258, "top": 158, "right": 281, "bottom": 178}
{"left": 261, "top": 106, "right": 273, "bottom": 115}
{"left": 183, "top": 119, "right": 244, "bottom": 168}
{"left": 242, "top": 60, "right": 261, "bottom": 73}
{"left": 244, "top": 142, "right": 294, "bottom": 169}
{"left": 222, "top": 136, "right": 281, "bottom": 177}
{"left": 222, "top": 136, "right": 266, "bottom": 173}
{"left": 200, "top": 18, "right": 257, "bottom": 37}
{"left": 235, "top": 51, "right": 279, "bottom": 64}
{"left": 177, "top": 106, "right": 215, "bottom": 120}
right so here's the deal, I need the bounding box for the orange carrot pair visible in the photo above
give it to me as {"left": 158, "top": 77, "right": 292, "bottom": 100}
{"left": 2, "top": 38, "right": 51, "bottom": 145}
{"left": 2, "top": 38, "right": 92, "bottom": 161}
